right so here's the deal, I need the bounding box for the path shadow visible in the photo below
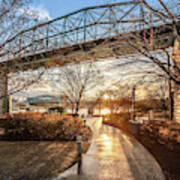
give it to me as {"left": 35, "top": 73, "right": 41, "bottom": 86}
{"left": 0, "top": 141, "right": 77, "bottom": 180}
{"left": 119, "top": 133, "right": 165, "bottom": 180}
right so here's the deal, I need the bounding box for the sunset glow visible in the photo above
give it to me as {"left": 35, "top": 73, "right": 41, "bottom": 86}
{"left": 103, "top": 94, "right": 109, "bottom": 100}
{"left": 101, "top": 108, "right": 110, "bottom": 115}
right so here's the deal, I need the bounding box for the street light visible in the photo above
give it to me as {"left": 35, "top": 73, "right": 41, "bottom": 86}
{"left": 132, "top": 85, "right": 136, "bottom": 121}
{"left": 131, "top": 79, "right": 145, "bottom": 121}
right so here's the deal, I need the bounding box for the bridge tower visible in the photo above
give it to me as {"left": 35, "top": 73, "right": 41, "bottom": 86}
{"left": 173, "top": 39, "right": 180, "bottom": 122}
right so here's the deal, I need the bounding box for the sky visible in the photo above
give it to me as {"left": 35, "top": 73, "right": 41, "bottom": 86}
{"left": 32, "top": 0, "right": 121, "bottom": 20}
{"left": 30, "top": 0, "right": 177, "bottom": 21}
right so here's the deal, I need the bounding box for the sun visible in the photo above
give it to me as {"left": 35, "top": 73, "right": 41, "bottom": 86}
{"left": 101, "top": 108, "right": 110, "bottom": 115}
{"left": 103, "top": 94, "right": 109, "bottom": 100}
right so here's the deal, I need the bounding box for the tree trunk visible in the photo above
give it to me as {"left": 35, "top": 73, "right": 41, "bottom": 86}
{"left": 99, "top": 102, "right": 101, "bottom": 115}
{"left": 0, "top": 70, "right": 8, "bottom": 115}
{"left": 71, "top": 105, "right": 74, "bottom": 114}
{"left": 75, "top": 101, "right": 80, "bottom": 114}
{"left": 169, "top": 91, "right": 174, "bottom": 120}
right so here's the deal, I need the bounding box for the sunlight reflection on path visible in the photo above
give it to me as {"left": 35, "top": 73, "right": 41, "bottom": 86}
{"left": 55, "top": 118, "right": 165, "bottom": 180}
{"left": 82, "top": 119, "right": 134, "bottom": 179}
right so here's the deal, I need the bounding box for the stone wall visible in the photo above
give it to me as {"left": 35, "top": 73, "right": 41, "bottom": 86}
{"left": 173, "top": 39, "right": 180, "bottom": 123}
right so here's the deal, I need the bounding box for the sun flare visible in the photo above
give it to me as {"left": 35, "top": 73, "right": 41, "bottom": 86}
{"left": 101, "top": 108, "right": 110, "bottom": 115}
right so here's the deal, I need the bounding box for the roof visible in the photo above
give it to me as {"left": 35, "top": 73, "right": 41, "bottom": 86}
{"left": 27, "top": 95, "right": 60, "bottom": 105}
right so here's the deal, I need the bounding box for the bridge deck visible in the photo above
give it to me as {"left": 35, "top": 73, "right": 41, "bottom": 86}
{"left": 1, "top": 22, "right": 176, "bottom": 72}
{"left": 0, "top": 1, "right": 179, "bottom": 72}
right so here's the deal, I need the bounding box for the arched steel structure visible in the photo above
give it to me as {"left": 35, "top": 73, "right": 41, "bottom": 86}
{"left": 0, "top": 0, "right": 178, "bottom": 69}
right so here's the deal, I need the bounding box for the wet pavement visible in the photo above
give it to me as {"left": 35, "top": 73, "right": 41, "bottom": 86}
{"left": 54, "top": 118, "right": 165, "bottom": 180}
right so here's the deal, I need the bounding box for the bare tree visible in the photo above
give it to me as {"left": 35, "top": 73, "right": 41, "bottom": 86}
{"left": 0, "top": 0, "right": 39, "bottom": 64}
{"left": 51, "top": 62, "right": 104, "bottom": 114}
{"left": 103, "top": 0, "right": 180, "bottom": 120}
{"left": 83, "top": 90, "right": 106, "bottom": 116}
{"left": 102, "top": 85, "right": 131, "bottom": 114}
{"left": 0, "top": 0, "right": 47, "bottom": 114}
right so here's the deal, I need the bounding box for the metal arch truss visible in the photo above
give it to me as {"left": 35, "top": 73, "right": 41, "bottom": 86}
{"left": 0, "top": 1, "right": 178, "bottom": 68}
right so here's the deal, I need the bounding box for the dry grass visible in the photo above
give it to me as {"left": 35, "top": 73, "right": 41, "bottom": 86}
{"left": 0, "top": 141, "right": 90, "bottom": 180}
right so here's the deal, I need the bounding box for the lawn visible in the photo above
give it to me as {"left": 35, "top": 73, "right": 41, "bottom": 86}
{"left": 0, "top": 112, "right": 91, "bottom": 179}
{"left": 0, "top": 141, "right": 89, "bottom": 180}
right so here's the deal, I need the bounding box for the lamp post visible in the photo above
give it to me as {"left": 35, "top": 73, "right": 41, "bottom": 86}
{"left": 131, "top": 79, "right": 144, "bottom": 121}
{"left": 132, "top": 85, "right": 136, "bottom": 121}
{"left": 76, "top": 135, "right": 82, "bottom": 175}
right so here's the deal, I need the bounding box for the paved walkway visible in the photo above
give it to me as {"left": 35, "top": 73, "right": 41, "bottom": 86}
{"left": 54, "top": 118, "right": 165, "bottom": 180}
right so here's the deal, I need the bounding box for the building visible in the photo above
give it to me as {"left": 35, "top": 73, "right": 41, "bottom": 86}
{"left": 27, "top": 95, "right": 61, "bottom": 112}
{"left": 10, "top": 95, "right": 61, "bottom": 113}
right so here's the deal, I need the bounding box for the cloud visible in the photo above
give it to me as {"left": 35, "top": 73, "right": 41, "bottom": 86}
{"left": 19, "top": 5, "right": 51, "bottom": 21}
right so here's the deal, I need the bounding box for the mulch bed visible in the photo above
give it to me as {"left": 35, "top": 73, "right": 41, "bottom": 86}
{"left": 137, "top": 131, "right": 180, "bottom": 180}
